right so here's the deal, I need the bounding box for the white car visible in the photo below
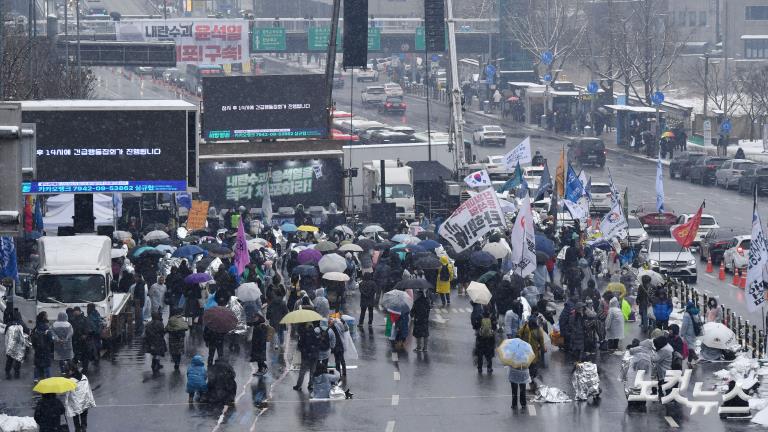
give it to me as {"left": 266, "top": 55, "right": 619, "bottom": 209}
{"left": 522, "top": 165, "right": 544, "bottom": 183}
{"left": 361, "top": 86, "right": 387, "bottom": 105}
{"left": 357, "top": 64, "right": 379, "bottom": 82}
{"left": 469, "top": 155, "right": 511, "bottom": 181}
{"left": 722, "top": 235, "right": 751, "bottom": 272}
{"left": 588, "top": 182, "right": 613, "bottom": 211}
{"left": 383, "top": 82, "right": 403, "bottom": 97}
{"left": 472, "top": 125, "right": 506, "bottom": 146}
{"left": 627, "top": 216, "right": 649, "bottom": 247}
{"left": 673, "top": 213, "right": 719, "bottom": 246}
{"left": 647, "top": 238, "right": 697, "bottom": 283}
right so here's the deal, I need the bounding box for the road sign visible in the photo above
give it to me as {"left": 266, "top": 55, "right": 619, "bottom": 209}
{"left": 651, "top": 91, "right": 664, "bottom": 106}
{"left": 252, "top": 27, "right": 286, "bottom": 51}
{"left": 308, "top": 27, "right": 342, "bottom": 51}
{"left": 485, "top": 64, "right": 496, "bottom": 79}
{"left": 587, "top": 81, "right": 598, "bottom": 94}
{"left": 720, "top": 119, "right": 732, "bottom": 134}
{"left": 541, "top": 50, "right": 553, "bottom": 66}
{"left": 415, "top": 26, "right": 447, "bottom": 52}
{"left": 368, "top": 27, "right": 381, "bottom": 51}
{"left": 543, "top": 73, "right": 552, "bottom": 83}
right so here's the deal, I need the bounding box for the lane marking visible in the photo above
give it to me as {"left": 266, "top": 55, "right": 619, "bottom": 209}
{"left": 527, "top": 405, "right": 537, "bottom": 416}
{"left": 385, "top": 420, "right": 396, "bottom": 432}
{"left": 665, "top": 416, "right": 679, "bottom": 428}
{"left": 391, "top": 352, "right": 399, "bottom": 362}
{"left": 391, "top": 394, "right": 400, "bottom": 406}
{"left": 393, "top": 371, "right": 401, "bottom": 381}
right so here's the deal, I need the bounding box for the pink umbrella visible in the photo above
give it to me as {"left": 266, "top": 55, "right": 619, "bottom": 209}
{"left": 297, "top": 248, "right": 322, "bottom": 265}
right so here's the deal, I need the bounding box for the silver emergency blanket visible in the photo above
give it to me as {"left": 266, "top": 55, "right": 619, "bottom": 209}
{"left": 572, "top": 361, "right": 601, "bottom": 401}
{"left": 533, "top": 385, "right": 572, "bottom": 403}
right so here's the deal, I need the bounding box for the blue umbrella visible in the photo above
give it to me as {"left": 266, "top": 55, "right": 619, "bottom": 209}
{"left": 534, "top": 234, "right": 555, "bottom": 257}
{"left": 173, "top": 245, "right": 206, "bottom": 259}
{"left": 131, "top": 246, "right": 155, "bottom": 258}
{"left": 405, "top": 244, "right": 427, "bottom": 253}
{"left": 281, "top": 223, "right": 298, "bottom": 233}
{"left": 155, "top": 244, "right": 176, "bottom": 253}
{"left": 292, "top": 265, "right": 319, "bottom": 278}
{"left": 496, "top": 338, "right": 535, "bottom": 368}
{"left": 418, "top": 240, "right": 441, "bottom": 251}
{"left": 392, "top": 234, "right": 410, "bottom": 243}
{"left": 469, "top": 251, "right": 496, "bottom": 268}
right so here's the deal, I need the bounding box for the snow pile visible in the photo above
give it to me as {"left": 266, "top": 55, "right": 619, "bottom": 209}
{"left": 0, "top": 415, "right": 38, "bottom": 432}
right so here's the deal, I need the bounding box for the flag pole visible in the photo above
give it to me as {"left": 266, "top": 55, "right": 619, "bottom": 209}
{"left": 670, "top": 201, "right": 705, "bottom": 274}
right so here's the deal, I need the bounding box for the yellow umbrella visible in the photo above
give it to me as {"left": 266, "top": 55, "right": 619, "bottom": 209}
{"left": 606, "top": 282, "right": 626, "bottom": 299}
{"left": 33, "top": 377, "right": 76, "bottom": 394}
{"left": 280, "top": 309, "right": 323, "bottom": 324}
{"left": 662, "top": 131, "right": 675, "bottom": 138}
{"left": 297, "top": 225, "right": 319, "bottom": 233}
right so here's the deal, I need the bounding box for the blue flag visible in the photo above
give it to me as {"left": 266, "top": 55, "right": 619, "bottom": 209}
{"left": 176, "top": 192, "right": 192, "bottom": 210}
{"left": 656, "top": 152, "right": 665, "bottom": 213}
{"left": 516, "top": 176, "right": 530, "bottom": 199}
{"left": 497, "top": 162, "right": 524, "bottom": 193}
{"left": 33, "top": 198, "right": 43, "bottom": 232}
{"left": 535, "top": 161, "right": 552, "bottom": 201}
{"left": 565, "top": 165, "right": 584, "bottom": 202}
{"left": 0, "top": 237, "right": 19, "bottom": 283}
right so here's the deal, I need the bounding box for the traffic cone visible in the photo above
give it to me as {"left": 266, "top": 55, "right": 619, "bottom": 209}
{"left": 706, "top": 256, "right": 713, "bottom": 273}
{"left": 740, "top": 271, "right": 747, "bottom": 289}
{"left": 719, "top": 262, "right": 726, "bottom": 280}
{"left": 733, "top": 268, "right": 741, "bottom": 286}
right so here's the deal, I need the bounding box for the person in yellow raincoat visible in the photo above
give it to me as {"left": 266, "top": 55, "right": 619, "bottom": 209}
{"left": 436, "top": 256, "right": 453, "bottom": 307}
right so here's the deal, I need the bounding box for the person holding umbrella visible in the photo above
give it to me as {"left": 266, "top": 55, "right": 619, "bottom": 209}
{"left": 33, "top": 377, "right": 75, "bottom": 432}
{"left": 204, "top": 299, "right": 238, "bottom": 367}
{"left": 497, "top": 338, "right": 535, "bottom": 409}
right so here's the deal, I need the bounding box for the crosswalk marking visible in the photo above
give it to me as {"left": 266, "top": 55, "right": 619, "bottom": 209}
{"left": 527, "top": 405, "right": 537, "bottom": 416}
{"left": 393, "top": 371, "right": 400, "bottom": 381}
{"left": 391, "top": 395, "right": 400, "bottom": 406}
{"left": 391, "top": 352, "right": 399, "bottom": 362}
{"left": 665, "top": 416, "right": 679, "bottom": 428}
{"left": 385, "top": 420, "right": 396, "bottom": 432}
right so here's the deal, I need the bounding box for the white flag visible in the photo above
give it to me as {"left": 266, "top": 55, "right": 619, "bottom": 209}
{"left": 563, "top": 197, "right": 589, "bottom": 222}
{"left": 262, "top": 183, "right": 273, "bottom": 226}
{"left": 504, "top": 137, "right": 532, "bottom": 169}
{"left": 510, "top": 196, "right": 537, "bottom": 277}
{"left": 746, "top": 207, "right": 768, "bottom": 312}
{"left": 438, "top": 188, "right": 506, "bottom": 253}
{"left": 600, "top": 198, "right": 628, "bottom": 240}
{"left": 464, "top": 169, "right": 492, "bottom": 188}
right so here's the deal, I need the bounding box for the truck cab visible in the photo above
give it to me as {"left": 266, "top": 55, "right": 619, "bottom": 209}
{"left": 362, "top": 160, "right": 415, "bottom": 220}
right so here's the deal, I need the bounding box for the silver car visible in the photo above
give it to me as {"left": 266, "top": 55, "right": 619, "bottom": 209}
{"left": 646, "top": 238, "right": 697, "bottom": 283}
{"left": 715, "top": 159, "right": 756, "bottom": 189}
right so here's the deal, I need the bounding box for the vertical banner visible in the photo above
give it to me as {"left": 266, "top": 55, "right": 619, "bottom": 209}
{"left": 424, "top": 0, "right": 446, "bottom": 52}
{"left": 343, "top": 0, "right": 369, "bottom": 68}
{"left": 438, "top": 188, "right": 506, "bottom": 252}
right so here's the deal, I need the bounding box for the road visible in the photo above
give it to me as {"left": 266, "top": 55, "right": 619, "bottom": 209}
{"left": 99, "top": 0, "right": 157, "bottom": 16}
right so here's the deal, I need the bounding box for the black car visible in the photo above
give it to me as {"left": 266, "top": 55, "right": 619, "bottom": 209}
{"left": 737, "top": 165, "right": 768, "bottom": 195}
{"left": 378, "top": 96, "right": 406, "bottom": 114}
{"left": 366, "top": 130, "right": 418, "bottom": 144}
{"left": 669, "top": 152, "right": 705, "bottom": 180}
{"left": 567, "top": 138, "right": 606, "bottom": 167}
{"left": 688, "top": 157, "right": 728, "bottom": 185}
{"left": 699, "top": 228, "right": 735, "bottom": 264}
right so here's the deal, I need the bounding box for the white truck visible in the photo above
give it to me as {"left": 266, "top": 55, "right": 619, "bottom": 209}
{"left": 12, "top": 236, "right": 132, "bottom": 340}
{"left": 362, "top": 160, "right": 415, "bottom": 220}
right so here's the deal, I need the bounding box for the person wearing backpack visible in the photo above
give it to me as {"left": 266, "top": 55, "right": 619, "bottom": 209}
{"left": 474, "top": 313, "right": 496, "bottom": 374}
{"left": 680, "top": 301, "right": 701, "bottom": 367}
{"left": 436, "top": 256, "right": 453, "bottom": 307}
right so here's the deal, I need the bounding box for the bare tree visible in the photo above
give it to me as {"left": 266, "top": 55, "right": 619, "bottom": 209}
{"left": 504, "top": 0, "right": 587, "bottom": 81}
{"left": 740, "top": 66, "right": 768, "bottom": 140}
{"left": 687, "top": 60, "right": 744, "bottom": 118}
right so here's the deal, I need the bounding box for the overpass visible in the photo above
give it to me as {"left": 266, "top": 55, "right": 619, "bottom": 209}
{"left": 70, "top": 16, "right": 500, "bottom": 54}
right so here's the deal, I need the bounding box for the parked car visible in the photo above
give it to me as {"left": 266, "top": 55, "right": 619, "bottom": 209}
{"left": 627, "top": 216, "right": 649, "bottom": 247}
{"left": 378, "top": 96, "right": 406, "bottom": 114}
{"left": 715, "top": 159, "right": 756, "bottom": 189}
{"left": 699, "top": 228, "right": 736, "bottom": 264}
{"left": 366, "top": 130, "right": 418, "bottom": 144}
{"left": 688, "top": 156, "right": 728, "bottom": 185}
{"left": 635, "top": 203, "right": 676, "bottom": 235}
{"left": 737, "top": 165, "right": 768, "bottom": 195}
{"left": 646, "top": 238, "right": 697, "bottom": 283}
{"left": 383, "top": 82, "right": 403, "bottom": 97}
{"left": 472, "top": 125, "right": 506, "bottom": 146}
{"left": 669, "top": 152, "right": 705, "bottom": 180}
{"left": 567, "top": 137, "right": 606, "bottom": 168}
{"left": 588, "top": 182, "right": 613, "bottom": 212}
{"left": 357, "top": 65, "right": 379, "bottom": 82}
{"left": 361, "top": 85, "right": 387, "bottom": 105}
{"left": 722, "top": 235, "right": 751, "bottom": 272}
{"left": 673, "top": 213, "right": 719, "bottom": 246}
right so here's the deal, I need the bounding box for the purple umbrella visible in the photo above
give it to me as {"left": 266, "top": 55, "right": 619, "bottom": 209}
{"left": 184, "top": 272, "right": 212, "bottom": 284}
{"left": 297, "top": 248, "right": 322, "bottom": 265}
{"left": 203, "top": 306, "right": 238, "bottom": 333}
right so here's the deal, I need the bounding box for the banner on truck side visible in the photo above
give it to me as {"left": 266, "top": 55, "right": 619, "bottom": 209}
{"left": 438, "top": 188, "right": 506, "bottom": 253}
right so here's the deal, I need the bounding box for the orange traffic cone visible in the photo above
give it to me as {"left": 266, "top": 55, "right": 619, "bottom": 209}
{"left": 706, "top": 256, "right": 713, "bottom": 273}
{"left": 740, "top": 271, "right": 747, "bottom": 289}
{"left": 719, "top": 262, "right": 726, "bottom": 280}
{"left": 733, "top": 268, "right": 741, "bottom": 286}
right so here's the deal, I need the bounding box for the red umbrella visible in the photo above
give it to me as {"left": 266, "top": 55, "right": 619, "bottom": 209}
{"left": 203, "top": 306, "right": 238, "bottom": 333}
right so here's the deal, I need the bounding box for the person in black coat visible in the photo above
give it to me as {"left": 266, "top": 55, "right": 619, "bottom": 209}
{"left": 204, "top": 359, "right": 237, "bottom": 405}
{"left": 31, "top": 312, "right": 54, "bottom": 381}
{"left": 70, "top": 307, "right": 93, "bottom": 373}
{"left": 144, "top": 311, "right": 167, "bottom": 374}
{"left": 373, "top": 259, "right": 391, "bottom": 301}
{"left": 250, "top": 316, "right": 269, "bottom": 374}
{"left": 34, "top": 393, "right": 65, "bottom": 432}
{"left": 358, "top": 273, "right": 377, "bottom": 327}
{"left": 293, "top": 324, "right": 320, "bottom": 392}
{"left": 568, "top": 303, "right": 587, "bottom": 362}
{"left": 411, "top": 290, "right": 431, "bottom": 352}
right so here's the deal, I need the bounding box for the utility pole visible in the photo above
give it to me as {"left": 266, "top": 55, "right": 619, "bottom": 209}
{"left": 722, "top": 0, "right": 729, "bottom": 156}
{"left": 702, "top": 52, "right": 709, "bottom": 119}
{"left": 446, "top": 0, "right": 465, "bottom": 169}
{"left": 0, "top": 0, "right": 4, "bottom": 99}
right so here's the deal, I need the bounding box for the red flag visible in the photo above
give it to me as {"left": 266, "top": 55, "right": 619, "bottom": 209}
{"left": 671, "top": 203, "right": 704, "bottom": 248}
{"left": 23, "top": 196, "right": 33, "bottom": 233}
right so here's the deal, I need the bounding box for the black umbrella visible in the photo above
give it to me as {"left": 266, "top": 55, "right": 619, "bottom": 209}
{"left": 469, "top": 251, "right": 496, "bottom": 268}
{"left": 292, "top": 265, "right": 319, "bottom": 278}
{"left": 355, "top": 238, "right": 376, "bottom": 250}
{"left": 375, "top": 240, "right": 394, "bottom": 250}
{"left": 393, "top": 278, "right": 432, "bottom": 291}
{"left": 416, "top": 255, "right": 442, "bottom": 270}
{"left": 196, "top": 256, "right": 218, "bottom": 272}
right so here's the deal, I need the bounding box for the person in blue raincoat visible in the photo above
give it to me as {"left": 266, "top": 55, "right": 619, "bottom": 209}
{"left": 652, "top": 289, "right": 673, "bottom": 330}
{"left": 186, "top": 354, "right": 208, "bottom": 402}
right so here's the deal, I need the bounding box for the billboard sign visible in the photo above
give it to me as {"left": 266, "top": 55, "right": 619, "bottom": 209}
{"left": 198, "top": 158, "right": 343, "bottom": 210}
{"left": 22, "top": 109, "right": 189, "bottom": 194}
{"left": 202, "top": 74, "right": 328, "bottom": 140}
{"left": 115, "top": 19, "right": 248, "bottom": 64}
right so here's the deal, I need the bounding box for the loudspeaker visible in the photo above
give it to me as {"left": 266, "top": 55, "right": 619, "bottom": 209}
{"left": 73, "top": 194, "right": 95, "bottom": 233}
{"left": 97, "top": 225, "right": 115, "bottom": 238}
{"left": 343, "top": 0, "right": 369, "bottom": 68}
{"left": 424, "top": 0, "right": 445, "bottom": 52}
{"left": 57, "top": 226, "right": 76, "bottom": 236}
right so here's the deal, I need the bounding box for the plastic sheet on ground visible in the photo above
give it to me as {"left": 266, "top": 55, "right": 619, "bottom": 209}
{"left": 0, "top": 414, "right": 38, "bottom": 432}
{"left": 533, "top": 385, "right": 572, "bottom": 403}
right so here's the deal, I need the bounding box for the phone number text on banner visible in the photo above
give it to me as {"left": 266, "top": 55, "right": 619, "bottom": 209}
{"left": 438, "top": 188, "right": 506, "bottom": 253}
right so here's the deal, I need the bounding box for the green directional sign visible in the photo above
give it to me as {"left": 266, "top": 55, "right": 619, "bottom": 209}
{"left": 368, "top": 27, "right": 381, "bottom": 51}
{"left": 308, "top": 26, "right": 343, "bottom": 51}
{"left": 415, "top": 26, "right": 447, "bottom": 51}
{"left": 252, "top": 27, "right": 286, "bottom": 51}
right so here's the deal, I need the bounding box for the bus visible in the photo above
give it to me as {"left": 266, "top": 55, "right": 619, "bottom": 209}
{"left": 185, "top": 64, "right": 224, "bottom": 96}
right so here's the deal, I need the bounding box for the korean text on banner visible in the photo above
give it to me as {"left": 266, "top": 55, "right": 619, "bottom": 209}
{"left": 438, "top": 188, "right": 506, "bottom": 253}
{"left": 510, "top": 196, "right": 536, "bottom": 277}
{"left": 746, "top": 208, "right": 768, "bottom": 312}
{"left": 115, "top": 19, "right": 249, "bottom": 64}
{"left": 186, "top": 200, "right": 210, "bottom": 231}
{"left": 600, "top": 199, "right": 628, "bottom": 241}
{"left": 503, "top": 137, "right": 532, "bottom": 169}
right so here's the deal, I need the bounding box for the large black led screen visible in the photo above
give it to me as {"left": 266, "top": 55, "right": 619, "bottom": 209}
{"left": 202, "top": 74, "right": 327, "bottom": 140}
{"left": 22, "top": 110, "right": 188, "bottom": 193}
